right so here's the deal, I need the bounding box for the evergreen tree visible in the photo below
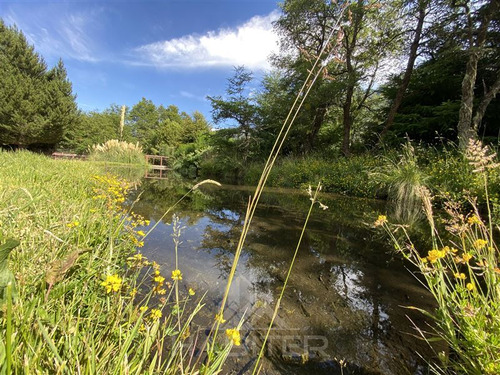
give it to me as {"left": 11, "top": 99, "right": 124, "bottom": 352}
{"left": 0, "top": 20, "right": 78, "bottom": 148}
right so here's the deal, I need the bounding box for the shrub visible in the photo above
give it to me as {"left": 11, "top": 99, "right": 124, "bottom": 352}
{"left": 89, "top": 139, "right": 147, "bottom": 165}
{"left": 371, "top": 143, "right": 430, "bottom": 222}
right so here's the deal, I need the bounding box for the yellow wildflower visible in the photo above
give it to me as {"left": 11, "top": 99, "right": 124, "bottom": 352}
{"left": 127, "top": 253, "right": 147, "bottom": 267}
{"left": 171, "top": 269, "right": 183, "bottom": 281}
{"left": 130, "top": 288, "right": 137, "bottom": 297}
{"left": 468, "top": 215, "right": 481, "bottom": 225}
{"left": 454, "top": 272, "right": 466, "bottom": 280}
{"left": 215, "top": 313, "right": 226, "bottom": 324}
{"left": 101, "top": 274, "right": 122, "bottom": 293}
{"left": 420, "top": 257, "right": 428, "bottom": 264}
{"left": 188, "top": 288, "right": 196, "bottom": 296}
{"left": 67, "top": 221, "right": 80, "bottom": 228}
{"left": 137, "top": 230, "right": 145, "bottom": 237}
{"left": 225, "top": 328, "right": 241, "bottom": 346}
{"left": 473, "top": 239, "right": 488, "bottom": 249}
{"left": 466, "top": 282, "right": 475, "bottom": 291}
{"left": 150, "top": 309, "right": 162, "bottom": 320}
{"left": 374, "top": 215, "right": 387, "bottom": 227}
{"left": 462, "top": 253, "right": 473, "bottom": 263}
{"left": 139, "top": 305, "right": 148, "bottom": 313}
{"left": 145, "top": 220, "right": 151, "bottom": 226}
{"left": 427, "top": 249, "right": 445, "bottom": 263}
{"left": 154, "top": 275, "right": 165, "bottom": 284}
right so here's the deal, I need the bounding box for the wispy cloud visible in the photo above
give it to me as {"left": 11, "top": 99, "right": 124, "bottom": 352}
{"left": 134, "top": 11, "right": 280, "bottom": 70}
{"left": 179, "top": 91, "right": 206, "bottom": 101}
{"left": 3, "top": 6, "right": 102, "bottom": 63}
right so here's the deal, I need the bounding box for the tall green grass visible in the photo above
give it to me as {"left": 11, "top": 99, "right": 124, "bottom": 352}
{"left": 0, "top": 151, "right": 233, "bottom": 374}
{"left": 376, "top": 140, "right": 500, "bottom": 374}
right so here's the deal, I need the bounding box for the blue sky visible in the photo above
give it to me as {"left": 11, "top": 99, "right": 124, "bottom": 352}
{"left": 0, "top": 0, "right": 281, "bottom": 123}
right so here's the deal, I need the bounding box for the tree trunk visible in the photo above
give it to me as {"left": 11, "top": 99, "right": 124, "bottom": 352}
{"left": 380, "top": 0, "right": 427, "bottom": 139}
{"left": 457, "top": 51, "right": 481, "bottom": 148}
{"left": 472, "top": 72, "right": 500, "bottom": 131}
{"left": 341, "top": 0, "right": 363, "bottom": 157}
{"left": 342, "top": 85, "right": 354, "bottom": 157}
{"left": 306, "top": 106, "right": 327, "bottom": 153}
{"left": 457, "top": 0, "right": 499, "bottom": 149}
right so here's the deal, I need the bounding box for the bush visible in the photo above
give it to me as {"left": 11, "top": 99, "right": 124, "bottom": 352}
{"left": 88, "top": 139, "right": 147, "bottom": 165}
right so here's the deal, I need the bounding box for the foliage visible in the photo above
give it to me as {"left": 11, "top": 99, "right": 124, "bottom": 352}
{"left": 376, "top": 141, "right": 500, "bottom": 374}
{"left": 207, "top": 66, "right": 258, "bottom": 162}
{"left": 127, "top": 98, "right": 210, "bottom": 156}
{"left": 0, "top": 20, "right": 78, "bottom": 148}
{"left": 240, "top": 154, "right": 384, "bottom": 198}
{"left": 88, "top": 139, "right": 147, "bottom": 165}
{"left": 171, "top": 138, "right": 211, "bottom": 178}
{"left": 61, "top": 105, "right": 134, "bottom": 154}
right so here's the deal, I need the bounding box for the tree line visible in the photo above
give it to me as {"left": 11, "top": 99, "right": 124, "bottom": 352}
{"left": 0, "top": 20, "right": 210, "bottom": 155}
{"left": 208, "top": 0, "right": 499, "bottom": 162}
{"left": 1, "top": 0, "right": 499, "bottom": 160}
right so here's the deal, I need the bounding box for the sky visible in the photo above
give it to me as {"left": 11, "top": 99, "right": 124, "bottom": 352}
{"left": 0, "top": 0, "right": 282, "bottom": 123}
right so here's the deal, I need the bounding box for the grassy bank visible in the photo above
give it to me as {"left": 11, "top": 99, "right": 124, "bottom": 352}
{"left": 201, "top": 145, "right": 500, "bottom": 206}
{"left": 0, "top": 151, "right": 234, "bottom": 374}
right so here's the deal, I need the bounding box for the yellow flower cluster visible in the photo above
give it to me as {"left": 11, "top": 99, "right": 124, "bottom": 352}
{"left": 92, "top": 174, "right": 131, "bottom": 208}
{"left": 462, "top": 253, "right": 473, "bottom": 263}
{"left": 422, "top": 246, "right": 460, "bottom": 264}
{"left": 466, "top": 282, "right": 475, "bottom": 291}
{"left": 473, "top": 239, "right": 488, "bottom": 249}
{"left": 150, "top": 308, "right": 162, "bottom": 320}
{"left": 101, "top": 274, "right": 122, "bottom": 293}
{"left": 427, "top": 249, "right": 447, "bottom": 263}
{"left": 374, "top": 215, "right": 387, "bottom": 227}
{"left": 467, "top": 215, "right": 481, "bottom": 225}
{"left": 215, "top": 313, "right": 226, "bottom": 324}
{"left": 225, "top": 328, "right": 241, "bottom": 346}
{"left": 171, "top": 269, "right": 182, "bottom": 281}
{"left": 66, "top": 221, "right": 80, "bottom": 228}
{"left": 153, "top": 270, "right": 167, "bottom": 295}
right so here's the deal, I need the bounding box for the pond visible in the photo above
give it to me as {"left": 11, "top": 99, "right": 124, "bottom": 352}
{"left": 129, "top": 175, "right": 439, "bottom": 375}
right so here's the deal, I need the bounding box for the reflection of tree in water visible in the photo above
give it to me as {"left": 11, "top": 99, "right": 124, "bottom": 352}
{"left": 129, "top": 180, "right": 439, "bottom": 374}
{"left": 129, "top": 177, "right": 216, "bottom": 225}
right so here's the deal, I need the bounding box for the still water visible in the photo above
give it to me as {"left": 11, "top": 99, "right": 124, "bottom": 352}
{"left": 129, "top": 176, "right": 438, "bottom": 375}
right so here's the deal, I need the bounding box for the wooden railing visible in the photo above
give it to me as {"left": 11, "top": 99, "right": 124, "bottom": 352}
{"left": 145, "top": 155, "right": 169, "bottom": 169}
{"left": 51, "top": 152, "right": 87, "bottom": 160}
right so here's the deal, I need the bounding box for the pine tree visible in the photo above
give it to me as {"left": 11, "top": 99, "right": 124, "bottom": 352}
{"left": 0, "top": 20, "right": 78, "bottom": 148}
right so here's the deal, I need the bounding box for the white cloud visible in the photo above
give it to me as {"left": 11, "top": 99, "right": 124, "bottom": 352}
{"left": 135, "top": 11, "right": 280, "bottom": 70}
{"left": 3, "top": 7, "right": 101, "bottom": 63}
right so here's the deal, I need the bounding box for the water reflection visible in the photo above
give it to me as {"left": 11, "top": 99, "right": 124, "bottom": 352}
{"left": 129, "top": 179, "right": 439, "bottom": 375}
